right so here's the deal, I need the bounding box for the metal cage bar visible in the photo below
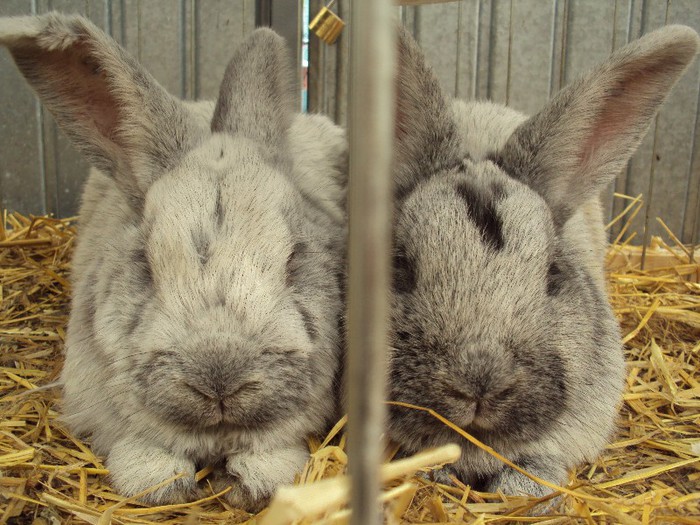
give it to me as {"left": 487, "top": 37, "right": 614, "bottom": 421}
{"left": 345, "top": 0, "right": 396, "bottom": 523}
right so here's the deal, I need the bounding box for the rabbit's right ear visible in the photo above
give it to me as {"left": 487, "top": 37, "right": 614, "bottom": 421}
{"left": 493, "top": 25, "right": 699, "bottom": 227}
{"left": 211, "top": 28, "right": 295, "bottom": 167}
{"left": 393, "top": 27, "right": 462, "bottom": 197}
{"left": 0, "top": 13, "right": 202, "bottom": 200}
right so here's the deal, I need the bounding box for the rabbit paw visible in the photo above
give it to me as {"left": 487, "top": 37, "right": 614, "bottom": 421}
{"left": 485, "top": 456, "right": 566, "bottom": 513}
{"left": 488, "top": 468, "right": 553, "bottom": 498}
{"left": 418, "top": 465, "right": 460, "bottom": 486}
{"left": 211, "top": 444, "right": 309, "bottom": 512}
{"left": 107, "top": 439, "right": 198, "bottom": 505}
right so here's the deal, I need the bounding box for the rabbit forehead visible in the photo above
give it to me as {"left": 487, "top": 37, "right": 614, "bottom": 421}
{"left": 394, "top": 165, "right": 556, "bottom": 326}
{"left": 136, "top": 135, "right": 298, "bottom": 329}
{"left": 144, "top": 135, "right": 294, "bottom": 250}
{"left": 398, "top": 162, "right": 553, "bottom": 266}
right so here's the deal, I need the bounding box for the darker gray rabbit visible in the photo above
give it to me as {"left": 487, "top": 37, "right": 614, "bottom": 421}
{"left": 388, "top": 24, "right": 698, "bottom": 498}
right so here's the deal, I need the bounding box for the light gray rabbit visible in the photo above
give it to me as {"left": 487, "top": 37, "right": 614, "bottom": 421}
{"left": 0, "top": 13, "right": 346, "bottom": 510}
{"left": 388, "top": 25, "right": 698, "bottom": 499}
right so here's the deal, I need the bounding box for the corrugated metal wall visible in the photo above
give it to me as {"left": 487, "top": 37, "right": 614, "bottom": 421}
{"left": 309, "top": 0, "right": 700, "bottom": 245}
{"left": 1, "top": 0, "right": 699, "bottom": 245}
{"left": 0, "top": 0, "right": 255, "bottom": 218}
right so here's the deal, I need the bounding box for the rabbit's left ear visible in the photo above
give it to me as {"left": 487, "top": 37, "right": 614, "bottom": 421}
{"left": 211, "top": 28, "right": 295, "bottom": 167}
{"left": 393, "top": 26, "right": 462, "bottom": 197}
{"left": 0, "top": 13, "right": 202, "bottom": 200}
{"left": 494, "top": 25, "right": 699, "bottom": 227}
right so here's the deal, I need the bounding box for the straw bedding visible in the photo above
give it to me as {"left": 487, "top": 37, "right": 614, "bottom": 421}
{"left": 1, "top": 196, "right": 699, "bottom": 524}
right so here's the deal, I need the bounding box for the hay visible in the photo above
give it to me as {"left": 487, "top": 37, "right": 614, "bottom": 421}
{"left": 1, "top": 199, "right": 699, "bottom": 524}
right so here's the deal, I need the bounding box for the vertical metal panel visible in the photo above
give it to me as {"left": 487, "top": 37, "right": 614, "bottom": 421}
{"left": 624, "top": 0, "right": 700, "bottom": 243}
{"left": 474, "top": 0, "right": 492, "bottom": 99}
{"left": 307, "top": 0, "right": 323, "bottom": 113}
{"left": 310, "top": 0, "right": 348, "bottom": 124}
{"left": 506, "top": 0, "right": 556, "bottom": 114}
{"left": 400, "top": 3, "right": 418, "bottom": 35}
{"left": 563, "top": 1, "right": 615, "bottom": 82}
{"left": 333, "top": 0, "right": 349, "bottom": 125}
{"left": 548, "top": 0, "right": 567, "bottom": 95}
{"left": 486, "top": 0, "right": 512, "bottom": 104}
{"left": 657, "top": 0, "right": 700, "bottom": 243}
{"left": 182, "top": 0, "right": 196, "bottom": 99}
{"left": 308, "top": 0, "right": 329, "bottom": 114}
{"left": 270, "top": 0, "right": 302, "bottom": 107}
{"left": 0, "top": 0, "right": 45, "bottom": 215}
{"left": 454, "top": 0, "right": 481, "bottom": 100}
{"left": 675, "top": 1, "right": 700, "bottom": 245}
{"left": 416, "top": 2, "right": 460, "bottom": 97}
{"left": 120, "top": 0, "right": 183, "bottom": 96}
{"left": 684, "top": 88, "right": 700, "bottom": 245}
{"left": 196, "top": 0, "right": 251, "bottom": 100}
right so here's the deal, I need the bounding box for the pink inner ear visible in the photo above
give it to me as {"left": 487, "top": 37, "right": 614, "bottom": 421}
{"left": 579, "top": 63, "right": 671, "bottom": 173}
{"left": 32, "top": 42, "right": 121, "bottom": 144}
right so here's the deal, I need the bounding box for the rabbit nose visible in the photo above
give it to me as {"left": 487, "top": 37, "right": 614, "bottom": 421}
{"left": 185, "top": 382, "right": 238, "bottom": 413}
{"left": 446, "top": 388, "right": 479, "bottom": 423}
{"left": 184, "top": 381, "right": 221, "bottom": 402}
{"left": 463, "top": 400, "right": 478, "bottom": 422}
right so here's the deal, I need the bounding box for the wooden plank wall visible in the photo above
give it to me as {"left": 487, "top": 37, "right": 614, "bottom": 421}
{"left": 309, "top": 0, "right": 700, "bottom": 245}
{"left": 0, "top": 0, "right": 255, "bottom": 218}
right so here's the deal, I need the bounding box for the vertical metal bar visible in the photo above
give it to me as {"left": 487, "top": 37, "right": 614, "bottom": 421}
{"left": 692, "top": 195, "right": 699, "bottom": 267}
{"left": 308, "top": 0, "right": 324, "bottom": 113}
{"left": 334, "top": 0, "right": 348, "bottom": 124}
{"left": 179, "top": 0, "right": 186, "bottom": 99}
{"left": 640, "top": 115, "right": 660, "bottom": 269}
{"left": 682, "top": 49, "right": 700, "bottom": 245}
{"left": 640, "top": 0, "right": 669, "bottom": 269}
{"left": 454, "top": 0, "right": 463, "bottom": 97}
{"left": 346, "top": 0, "right": 395, "bottom": 524}
{"left": 119, "top": 0, "right": 127, "bottom": 46}
{"left": 191, "top": 0, "right": 199, "bottom": 99}
{"left": 269, "top": 1, "right": 303, "bottom": 108}
{"left": 505, "top": 0, "right": 514, "bottom": 105}
{"left": 136, "top": 0, "right": 142, "bottom": 63}
{"left": 471, "top": 0, "right": 481, "bottom": 100}
{"left": 256, "top": 0, "right": 272, "bottom": 26}
{"left": 106, "top": 0, "right": 113, "bottom": 37}
{"left": 31, "top": 0, "right": 47, "bottom": 216}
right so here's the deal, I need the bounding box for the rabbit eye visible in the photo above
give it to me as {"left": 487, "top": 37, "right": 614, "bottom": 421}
{"left": 286, "top": 242, "right": 306, "bottom": 286}
{"left": 392, "top": 245, "right": 417, "bottom": 294}
{"left": 496, "top": 386, "right": 515, "bottom": 400}
{"left": 131, "top": 247, "right": 153, "bottom": 288}
{"left": 234, "top": 380, "right": 263, "bottom": 396}
{"left": 546, "top": 261, "right": 566, "bottom": 296}
{"left": 261, "top": 347, "right": 301, "bottom": 356}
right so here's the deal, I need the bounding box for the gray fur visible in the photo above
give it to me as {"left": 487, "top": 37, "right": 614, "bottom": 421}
{"left": 388, "top": 25, "right": 698, "bottom": 499}
{"left": 0, "top": 13, "right": 347, "bottom": 511}
{"left": 211, "top": 28, "right": 294, "bottom": 170}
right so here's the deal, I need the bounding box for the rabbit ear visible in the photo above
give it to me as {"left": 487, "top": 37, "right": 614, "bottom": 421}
{"left": 0, "top": 13, "right": 203, "bottom": 200}
{"left": 211, "top": 28, "right": 295, "bottom": 166}
{"left": 494, "top": 25, "right": 699, "bottom": 227}
{"left": 393, "top": 26, "right": 461, "bottom": 197}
